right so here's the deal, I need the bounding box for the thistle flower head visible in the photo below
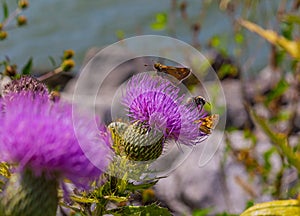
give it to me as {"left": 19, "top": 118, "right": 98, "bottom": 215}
{"left": 121, "top": 73, "right": 205, "bottom": 145}
{"left": 0, "top": 91, "right": 112, "bottom": 188}
{"left": 2, "top": 76, "right": 49, "bottom": 99}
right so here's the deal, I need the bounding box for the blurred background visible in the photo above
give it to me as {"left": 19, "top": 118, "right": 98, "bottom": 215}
{"left": 1, "top": 0, "right": 281, "bottom": 74}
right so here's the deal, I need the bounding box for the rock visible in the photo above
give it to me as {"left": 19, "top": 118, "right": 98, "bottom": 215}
{"left": 221, "top": 79, "right": 252, "bottom": 129}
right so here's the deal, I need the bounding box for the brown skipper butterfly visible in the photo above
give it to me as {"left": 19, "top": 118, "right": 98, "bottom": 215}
{"left": 152, "top": 62, "right": 191, "bottom": 81}
{"left": 195, "top": 114, "right": 219, "bottom": 134}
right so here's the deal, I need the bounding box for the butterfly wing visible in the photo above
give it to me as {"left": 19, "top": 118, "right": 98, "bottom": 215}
{"left": 197, "top": 114, "right": 219, "bottom": 134}
{"left": 164, "top": 67, "right": 191, "bottom": 81}
{"left": 153, "top": 62, "right": 191, "bottom": 81}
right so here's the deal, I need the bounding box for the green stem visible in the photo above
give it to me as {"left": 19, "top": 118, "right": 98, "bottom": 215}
{"left": 0, "top": 170, "right": 58, "bottom": 216}
{"left": 250, "top": 108, "right": 300, "bottom": 173}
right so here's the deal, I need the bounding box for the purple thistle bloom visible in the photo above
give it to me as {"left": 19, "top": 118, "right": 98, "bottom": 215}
{"left": 0, "top": 91, "right": 112, "bottom": 188}
{"left": 122, "top": 73, "right": 206, "bottom": 145}
{"left": 2, "top": 76, "right": 49, "bottom": 99}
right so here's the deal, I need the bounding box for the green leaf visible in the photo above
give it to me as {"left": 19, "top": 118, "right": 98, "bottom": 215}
{"left": 192, "top": 208, "right": 212, "bottom": 216}
{"left": 217, "top": 64, "right": 238, "bottom": 79}
{"left": 105, "top": 204, "right": 171, "bottom": 216}
{"left": 240, "top": 200, "right": 300, "bottom": 216}
{"left": 216, "top": 212, "right": 239, "bottom": 216}
{"left": 2, "top": 1, "right": 8, "bottom": 19}
{"left": 70, "top": 195, "right": 98, "bottom": 204}
{"left": 281, "top": 22, "right": 293, "bottom": 40}
{"left": 247, "top": 105, "right": 300, "bottom": 173}
{"left": 282, "top": 14, "right": 300, "bottom": 25}
{"left": 0, "top": 162, "right": 10, "bottom": 178}
{"left": 104, "top": 195, "right": 128, "bottom": 203}
{"left": 48, "top": 56, "right": 57, "bottom": 67}
{"left": 21, "top": 57, "right": 33, "bottom": 75}
{"left": 245, "top": 200, "right": 255, "bottom": 209}
{"left": 150, "top": 12, "right": 167, "bottom": 31}
{"left": 127, "top": 180, "right": 158, "bottom": 191}
{"left": 263, "top": 147, "right": 276, "bottom": 173}
{"left": 269, "top": 110, "right": 290, "bottom": 123}
{"left": 116, "top": 30, "right": 125, "bottom": 40}
{"left": 234, "top": 32, "right": 244, "bottom": 44}
{"left": 265, "top": 79, "right": 289, "bottom": 106}
{"left": 211, "top": 35, "right": 221, "bottom": 48}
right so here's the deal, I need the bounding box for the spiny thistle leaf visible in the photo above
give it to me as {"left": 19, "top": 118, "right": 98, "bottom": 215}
{"left": 103, "top": 195, "right": 128, "bottom": 203}
{"left": 105, "top": 203, "right": 172, "bottom": 216}
{"left": 71, "top": 195, "right": 98, "bottom": 204}
{"left": 127, "top": 180, "right": 158, "bottom": 191}
{"left": 0, "top": 162, "right": 10, "bottom": 178}
{"left": 240, "top": 199, "right": 300, "bottom": 216}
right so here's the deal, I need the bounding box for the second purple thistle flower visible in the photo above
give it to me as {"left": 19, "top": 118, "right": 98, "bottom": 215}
{"left": 110, "top": 73, "right": 208, "bottom": 161}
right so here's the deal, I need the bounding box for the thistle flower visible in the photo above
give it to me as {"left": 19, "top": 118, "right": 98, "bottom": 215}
{"left": 121, "top": 73, "right": 204, "bottom": 146}
{"left": 2, "top": 76, "right": 49, "bottom": 99}
{"left": 0, "top": 91, "right": 111, "bottom": 186}
{"left": 0, "top": 91, "right": 112, "bottom": 214}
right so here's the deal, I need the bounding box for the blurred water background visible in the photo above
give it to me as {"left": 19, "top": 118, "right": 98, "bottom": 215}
{"left": 1, "top": 0, "right": 281, "bottom": 75}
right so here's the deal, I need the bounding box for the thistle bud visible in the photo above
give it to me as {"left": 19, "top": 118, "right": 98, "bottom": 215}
{"left": 123, "top": 122, "right": 164, "bottom": 161}
{"left": 0, "top": 31, "right": 7, "bottom": 40}
{"left": 18, "top": 0, "right": 29, "bottom": 9}
{"left": 49, "top": 90, "right": 60, "bottom": 102}
{"left": 63, "top": 49, "right": 75, "bottom": 60}
{"left": 61, "top": 59, "right": 75, "bottom": 72}
{"left": 17, "top": 15, "right": 27, "bottom": 26}
{"left": 4, "top": 65, "right": 17, "bottom": 76}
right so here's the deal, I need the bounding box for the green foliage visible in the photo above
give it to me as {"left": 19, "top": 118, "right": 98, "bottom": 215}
{"left": 105, "top": 203, "right": 171, "bottom": 216}
{"left": 234, "top": 32, "right": 244, "bottom": 44}
{"left": 281, "top": 22, "right": 293, "bottom": 40}
{"left": 116, "top": 29, "right": 125, "bottom": 40}
{"left": 192, "top": 208, "right": 212, "bottom": 216}
{"left": 262, "top": 147, "right": 276, "bottom": 175}
{"left": 150, "top": 12, "right": 167, "bottom": 31}
{"left": 282, "top": 14, "right": 300, "bottom": 25}
{"left": 21, "top": 57, "right": 32, "bottom": 75}
{"left": 264, "top": 79, "right": 289, "bottom": 106}
{"left": 2, "top": 1, "right": 8, "bottom": 20}
{"left": 240, "top": 200, "right": 300, "bottom": 216}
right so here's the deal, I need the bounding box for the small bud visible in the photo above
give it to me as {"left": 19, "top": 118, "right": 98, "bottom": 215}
{"left": 50, "top": 90, "right": 60, "bottom": 102}
{"left": 0, "top": 31, "right": 8, "bottom": 40}
{"left": 63, "top": 49, "right": 75, "bottom": 60}
{"left": 17, "top": 15, "right": 27, "bottom": 26}
{"left": 191, "top": 23, "right": 201, "bottom": 32}
{"left": 0, "top": 23, "right": 3, "bottom": 30}
{"left": 61, "top": 59, "right": 75, "bottom": 72}
{"left": 18, "top": 0, "right": 29, "bottom": 9}
{"left": 4, "top": 65, "right": 17, "bottom": 76}
{"left": 142, "top": 188, "right": 156, "bottom": 204}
